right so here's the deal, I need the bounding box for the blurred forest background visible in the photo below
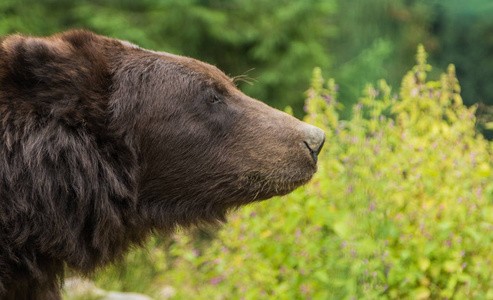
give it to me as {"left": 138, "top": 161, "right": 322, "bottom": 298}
{"left": 2, "top": 1, "right": 493, "bottom": 299}
{"left": 2, "top": 0, "right": 493, "bottom": 135}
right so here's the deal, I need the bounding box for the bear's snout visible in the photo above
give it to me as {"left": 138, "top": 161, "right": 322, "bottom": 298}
{"left": 301, "top": 124, "right": 325, "bottom": 164}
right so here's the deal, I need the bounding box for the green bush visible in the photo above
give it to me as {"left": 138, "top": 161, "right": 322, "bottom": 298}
{"left": 90, "top": 46, "right": 493, "bottom": 299}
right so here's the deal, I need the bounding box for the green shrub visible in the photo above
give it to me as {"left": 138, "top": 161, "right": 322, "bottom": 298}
{"left": 91, "top": 46, "right": 493, "bottom": 299}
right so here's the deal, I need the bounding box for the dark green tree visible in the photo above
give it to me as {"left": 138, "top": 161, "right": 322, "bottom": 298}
{"left": 429, "top": 0, "right": 493, "bottom": 107}
{"left": 0, "top": 0, "right": 336, "bottom": 114}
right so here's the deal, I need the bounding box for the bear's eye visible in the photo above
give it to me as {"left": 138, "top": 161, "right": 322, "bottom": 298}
{"left": 208, "top": 96, "right": 221, "bottom": 104}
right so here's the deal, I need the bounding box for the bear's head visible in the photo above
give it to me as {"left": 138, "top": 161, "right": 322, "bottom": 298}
{"left": 0, "top": 29, "right": 324, "bottom": 235}
{"left": 111, "top": 40, "right": 325, "bottom": 227}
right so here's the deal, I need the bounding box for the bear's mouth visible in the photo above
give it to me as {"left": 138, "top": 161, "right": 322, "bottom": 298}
{"left": 241, "top": 170, "right": 314, "bottom": 201}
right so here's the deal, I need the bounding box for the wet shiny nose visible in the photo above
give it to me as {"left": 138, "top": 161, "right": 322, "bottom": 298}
{"left": 302, "top": 124, "right": 325, "bottom": 163}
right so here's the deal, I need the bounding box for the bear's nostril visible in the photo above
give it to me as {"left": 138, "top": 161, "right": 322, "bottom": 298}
{"left": 302, "top": 124, "right": 325, "bottom": 163}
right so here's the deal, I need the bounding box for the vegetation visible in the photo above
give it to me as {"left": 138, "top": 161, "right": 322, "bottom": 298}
{"left": 85, "top": 47, "right": 493, "bottom": 299}
{"left": 3, "top": 0, "right": 493, "bottom": 122}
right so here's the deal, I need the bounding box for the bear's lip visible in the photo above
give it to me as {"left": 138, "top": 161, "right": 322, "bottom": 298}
{"left": 244, "top": 170, "right": 315, "bottom": 184}
{"left": 241, "top": 170, "right": 316, "bottom": 200}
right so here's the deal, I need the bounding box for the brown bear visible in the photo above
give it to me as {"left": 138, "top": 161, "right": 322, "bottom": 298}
{"left": 0, "top": 30, "right": 325, "bottom": 299}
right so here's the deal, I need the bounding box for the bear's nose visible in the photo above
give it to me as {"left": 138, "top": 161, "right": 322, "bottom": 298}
{"left": 301, "top": 124, "right": 325, "bottom": 164}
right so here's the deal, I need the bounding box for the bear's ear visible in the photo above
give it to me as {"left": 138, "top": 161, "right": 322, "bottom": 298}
{"left": 2, "top": 34, "right": 74, "bottom": 89}
{"left": 1, "top": 31, "right": 113, "bottom": 131}
{"left": 1, "top": 31, "right": 108, "bottom": 92}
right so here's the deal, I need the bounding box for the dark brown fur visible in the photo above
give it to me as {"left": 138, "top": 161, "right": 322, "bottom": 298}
{"left": 0, "top": 31, "right": 323, "bottom": 299}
